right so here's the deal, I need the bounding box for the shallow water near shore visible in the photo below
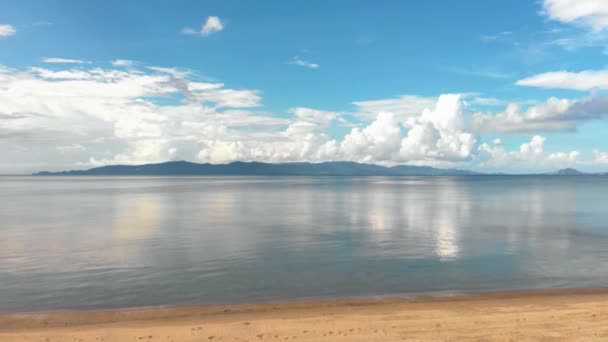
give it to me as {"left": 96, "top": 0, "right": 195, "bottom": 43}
{"left": 1, "top": 175, "right": 608, "bottom": 312}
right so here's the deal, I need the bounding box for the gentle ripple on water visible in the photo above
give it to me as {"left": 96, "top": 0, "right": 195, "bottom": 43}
{"left": 0, "top": 175, "right": 607, "bottom": 311}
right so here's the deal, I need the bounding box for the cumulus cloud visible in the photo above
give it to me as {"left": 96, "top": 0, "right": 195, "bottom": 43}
{"left": 519, "top": 135, "right": 547, "bottom": 163}
{"left": 0, "top": 64, "right": 279, "bottom": 170}
{"left": 340, "top": 112, "right": 403, "bottom": 163}
{"left": 542, "top": 0, "right": 608, "bottom": 31}
{"left": 311, "top": 95, "right": 476, "bottom": 166}
{"left": 0, "top": 24, "right": 16, "bottom": 37}
{"left": 477, "top": 135, "right": 579, "bottom": 169}
{"left": 516, "top": 70, "right": 608, "bottom": 91}
{"left": 400, "top": 94, "right": 476, "bottom": 162}
{"left": 0, "top": 64, "right": 599, "bottom": 172}
{"left": 593, "top": 150, "right": 608, "bottom": 165}
{"left": 182, "top": 16, "right": 225, "bottom": 36}
{"left": 43, "top": 58, "right": 89, "bottom": 64}
{"left": 201, "top": 16, "right": 224, "bottom": 35}
{"left": 288, "top": 56, "right": 319, "bottom": 69}
{"left": 472, "top": 95, "right": 608, "bottom": 133}
{"left": 548, "top": 150, "right": 581, "bottom": 164}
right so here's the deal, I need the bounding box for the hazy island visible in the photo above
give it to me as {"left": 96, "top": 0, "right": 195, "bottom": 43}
{"left": 32, "top": 161, "right": 608, "bottom": 176}
{"left": 33, "top": 161, "right": 480, "bottom": 176}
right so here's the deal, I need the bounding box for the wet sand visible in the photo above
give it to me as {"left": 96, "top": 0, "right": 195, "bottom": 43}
{"left": 1, "top": 289, "right": 607, "bottom": 341}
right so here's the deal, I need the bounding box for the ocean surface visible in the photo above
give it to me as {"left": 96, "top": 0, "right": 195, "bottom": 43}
{"left": 1, "top": 176, "right": 607, "bottom": 312}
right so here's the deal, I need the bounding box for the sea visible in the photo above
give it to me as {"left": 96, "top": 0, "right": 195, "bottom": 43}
{"left": 1, "top": 176, "right": 607, "bottom": 312}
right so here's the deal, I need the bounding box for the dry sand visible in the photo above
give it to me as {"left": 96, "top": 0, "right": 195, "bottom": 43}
{"left": 1, "top": 289, "right": 607, "bottom": 341}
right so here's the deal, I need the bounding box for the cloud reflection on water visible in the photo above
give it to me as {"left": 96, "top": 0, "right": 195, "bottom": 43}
{"left": 1, "top": 176, "right": 608, "bottom": 311}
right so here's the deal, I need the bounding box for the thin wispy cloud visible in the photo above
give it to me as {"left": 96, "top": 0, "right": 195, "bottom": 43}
{"left": 516, "top": 70, "right": 608, "bottom": 90}
{"left": 289, "top": 56, "right": 319, "bottom": 69}
{"left": 466, "top": 96, "right": 507, "bottom": 107}
{"left": 32, "top": 21, "right": 53, "bottom": 27}
{"left": 182, "top": 16, "right": 225, "bottom": 37}
{"left": 480, "top": 31, "right": 512, "bottom": 42}
{"left": 445, "top": 67, "right": 514, "bottom": 79}
{"left": 43, "top": 58, "right": 89, "bottom": 64}
{"left": 0, "top": 24, "right": 16, "bottom": 37}
{"left": 111, "top": 59, "right": 136, "bottom": 67}
{"left": 352, "top": 95, "right": 436, "bottom": 121}
{"left": 547, "top": 28, "right": 608, "bottom": 53}
{"left": 147, "top": 66, "right": 192, "bottom": 78}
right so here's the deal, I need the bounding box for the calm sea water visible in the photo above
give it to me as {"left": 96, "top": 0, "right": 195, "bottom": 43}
{"left": 1, "top": 176, "right": 608, "bottom": 312}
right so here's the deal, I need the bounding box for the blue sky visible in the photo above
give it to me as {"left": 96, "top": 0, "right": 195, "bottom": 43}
{"left": 2, "top": 0, "right": 608, "bottom": 173}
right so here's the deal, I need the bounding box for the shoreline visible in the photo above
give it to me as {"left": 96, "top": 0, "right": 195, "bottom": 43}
{"left": 2, "top": 286, "right": 608, "bottom": 316}
{"left": 1, "top": 288, "right": 607, "bottom": 341}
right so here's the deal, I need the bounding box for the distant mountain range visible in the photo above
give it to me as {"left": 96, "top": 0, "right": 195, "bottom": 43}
{"left": 33, "top": 161, "right": 481, "bottom": 176}
{"left": 544, "top": 168, "right": 608, "bottom": 176}
{"left": 544, "top": 168, "right": 586, "bottom": 176}
{"left": 32, "top": 162, "right": 608, "bottom": 177}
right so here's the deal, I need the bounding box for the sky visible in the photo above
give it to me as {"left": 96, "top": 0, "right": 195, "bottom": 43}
{"left": 2, "top": 0, "right": 608, "bottom": 173}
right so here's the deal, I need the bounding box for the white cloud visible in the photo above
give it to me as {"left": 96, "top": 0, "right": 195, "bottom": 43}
{"left": 354, "top": 93, "right": 515, "bottom": 122}
{"left": 43, "top": 58, "right": 89, "bottom": 64}
{"left": 320, "top": 95, "right": 476, "bottom": 166}
{"left": 519, "top": 135, "right": 547, "bottom": 163}
{"left": 331, "top": 95, "right": 576, "bottom": 169}
{"left": 288, "top": 56, "right": 319, "bottom": 69}
{"left": 446, "top": 67, "right": 513, "bottom": 79}
{"left": 593, "top": 150, "right": 608, "bottom": 164}
{"left": 111, "top": 59, "right": 135, "bottom": 67}
{"left": 548, "top": 150, "right": 581, "bottom": 164}
{"left": 1, "top": 68, "right": 447, "bottom": 170}
{"left": 466, "top": 96, "right": 508, "bottom": 107}
{"left": 547, "top": 29, "right": 608, "bottom": 52}
{"left": 182, "top": 16, "right": 225, "bottom": 37}
{"left": 288, "top": 108, "right": 342, "bottom": 128}
{"left": 0, "top": 64, "right": 601, "bottom": 173}
{"left": 0, "top": 64, "right": 275, "bottom": 170}
{"left": 25, "top": 67, "right": 153, "bottom": 83}
{"left": 146, "top": 66, "right": 192, "bottom": 78}
{"left": 516, "top": 70, "right": 608, "bottom": 90}
{"left": 0, "top": 24, "right": 16, "bottom": 37}
{"left": 477, "top": 135, "right": 580, "bottom": 169}
{"left": 480, "top": 31, "right": 512, "bottom": 42}
{"left": 399, "top": 94, "right": 476, "bottom": 162}
{"left": 202, "top": 16, "right": 224, "bottom": 35}
{"left": 473, "top": 95, "right": 608, "bottom": 133}
{"left": 57, "top": 144, "right": 85, "bottom": 154}
{"left": 352, "top": 95, "right": 437, "bottom": 121}
{"left": 340, "top": 112, "right": 403, "bottom": 163}
{"left": 542, "top": 0, "right": 608, "bottom": 31}
{"left": 32, "top": 21, "right": 53, "bottom": 27}
{"left": 181, "top": 28, "right": 198, "bottom": 35}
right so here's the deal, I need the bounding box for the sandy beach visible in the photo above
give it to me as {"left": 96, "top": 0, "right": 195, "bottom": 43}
{"left": 1, "top": 289, "right": 607, "bottom": 341}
